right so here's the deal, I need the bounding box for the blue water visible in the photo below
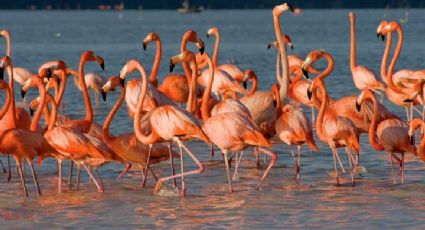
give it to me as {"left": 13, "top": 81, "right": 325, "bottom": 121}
{"left": 0, "top": 9, "right": 425, "bottom": 228}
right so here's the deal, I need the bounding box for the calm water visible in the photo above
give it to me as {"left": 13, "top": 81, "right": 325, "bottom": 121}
{"left": 1, "top": 9, "right": 425, "bottom": 228}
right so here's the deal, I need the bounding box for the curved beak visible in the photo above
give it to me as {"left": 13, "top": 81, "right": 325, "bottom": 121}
{"left": 288, "top": 43, "right": 294, "bottom": 50}
{"left": 21, "top": 88, "right": 26, "bottom": 99}
{"left": 30, "top": 108, "right": 35, "bottom": 116}
{"left": 101, "top": 89, "right": 107, "bottom": 101}
{"left": 403, "top": 98, "right": 414, "bottom": 103}
{"left": 143, "top": 42, "right": 147, "bottom": 51}
{"left": 242, "top": 81, "right": 247, "bottom": 89}
{"left": 302, "top": 68, "right": 309, "bottom": 79}
{"left": 355, "top": 102, "right": 361, "bottom": 112}
{"left": 273, "top": 99, "right": 277, "bottom": 107}
{"left": 206, "top": 33, "right": 210, "bottom": 38}
{"left": 0, "top": 67, "right": 4, "bottom": 80}
{"left": 199, "top": 46, "right": 205, "bottom": 55}
{"left": 169, "top": 59, "right": 176, "bottom": 73}
{"left": 409, "top": 135, "right": 415, "bottom": 145}
{"left": 100, "top": 62, "right": 105, "bottom": 71}
{"left": 287, "top": 3, "right": 294, "bottom": 12}
{"left": 120, "top": 78, "right": 125, "bottom": 87}
{"left": 307, "top": 89, "right": 312, "bottom": 100}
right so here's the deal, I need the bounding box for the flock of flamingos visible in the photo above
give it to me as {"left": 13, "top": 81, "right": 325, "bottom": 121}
{"left": 0, "top": 3, "right": 424, "bottom": 197}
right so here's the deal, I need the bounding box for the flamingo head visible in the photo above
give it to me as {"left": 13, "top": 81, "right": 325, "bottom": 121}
{"left": 206, "top": 27, "right": 218, "bottom": 38}
{"left": 29, "top": 97, "right": 41, "bottom": 116}
{"left": 355, "top": 89, "right": 374, "bottom": 112}
{"left": 376, "top": 21, "right": 388, "bottom": 41}
{"left": 381, "top": 21, "right": 400, "bottom": 36}
{"left": 408, "top": 118, "right": 424, "bottom": 144}
{"left": 0, "top": 30, "right": 10, "bottom": 39}
{"left": 348, "top": 12, "right": 355, "bottom": 21}
{"left": 0, "top": 56, "right": 11, "bottom": 80}
{"left": 267, "top": 41, "right": 278, "bottom": 49}
{"left": 273, "top": 3, "right": 294, "bottom": 16}
{"left": 243, "top": 69, "right": 257, "bottom": 90}
{"left": 183, "top": 30, "right": 205, "bottom": 55}
{"left": 21, "top": 75, "right": 43, "bottom": 99}
{"left": 81, "top": 51, "right": 105, "bottom": 71}
{"left": 142, "top": 32, "right": 159, "bottom": 51}
{"left": 307, "top": 78, "right": 325, "bottom": 101}
{"left": 169, "top": 51, "right": 196, "bottom": 73}
{"left": 283, "top": 34, "right": 293, "bottom": 50}
{"left": 101, "top": 75, "right": 121, "bottom": 101}
{"left": 302, "top": 50, "right": 325, "bottom": 78}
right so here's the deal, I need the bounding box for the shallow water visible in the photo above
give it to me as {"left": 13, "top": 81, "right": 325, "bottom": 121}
{"left": 1, "top": 9, "right": 425, "bottom": 228}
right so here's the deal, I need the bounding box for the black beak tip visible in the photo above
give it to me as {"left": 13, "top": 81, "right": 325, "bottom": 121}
{"left": 169, "top": 60, "right": 175, "bottom": 73}
{"left": 100, "top": 63, "right": 105, "bottom": 71}
{"left": 381, "top": 35, "right": 385, "bottom": 41}
{"left": 206, "top": 34, "right": 209, "bottom": 38}
{"left": 410, "top": 136, "right": 415, "bottom": 145}
{"left": 101, "top": 91, "right": 107, "bottom": 101}
{"left": 0, "top": 68, "right": 4, "bottom": 80}
{"left": 120, "top": 78, "right": 125, "bottom": 87}
{"left": 273, "top": 100, "right": 277, "bottom": 107}
{"left": 377, "top": 33, "right": 380, "bottom": 38}
{"left": 307, "top": 90, "right": 312, "bottom": 100}
{"left": 242, "top": 81, "right": 247, "bottom": 89}
{"left": 21, "top": 89, "right": 26, "bottom": 99}
{"left": 356, "top": 102, "right": 361, "bottom": 112}
{"left": 287, "top": 3, "right": 294, "bottom": 12}
{"left": 143, "top": 43, "right": 147, "bottom": 51}
{"left": 30, "top": 108, "right": 35, "bottom": 117}
{"left": 199, "top": 47, "right": 205, "bottom": 55}
{"left": 302, "top": 68, "right": 309, "bottom": 79}
{"left": 267, "top": 44, "right": 271, "bottom": 49}
{"left": 404, "top": 98, "right": 414, "bottom": 103}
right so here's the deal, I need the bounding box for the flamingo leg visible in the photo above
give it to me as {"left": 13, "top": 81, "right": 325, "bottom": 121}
{"left": 168, "top": 142, "right": 176, "bottom": 187}
{"left": 232, "top": 151, "right": 244, "bottom": 181}
{"left": 94, "top": 168, "right": 104, "bottom": 190}
{"left": 331, "top": 147, "right": 340, "bottom": 186}
{"left": 154, "top": 140, "right": 204, "bottom": 196}
{"left": 58, "top": 160, "right": 62, "bottom": 193}
{"left": 76, "top": 163, "right": 81, "bottom": 190}
{"left": 335, "top": 149, "right": 346, "bottom": 173}
{"left": 296, "top": 145, "right": 302, "bottom": 180}
{"left": 388, "top": 152, "right": 397, "bottom": 184}
{"left": 28, "top": 161, "right": 42, "bottom": 196}
{"left": 254, "top": 147, "right": 261, "bottom": 169}
{"left": 346, "top": 148, "right": 355, "bottom": 186}
{"left": 257, "top": 148, "right": 277, "bottom": 190}
{"left": 311, "top": 106, "right": 315, "bottom": 127}
{"left": 117, "top": 163, "right": 132, "bottom": 179}
{"left": 7, "top": 155, "right": 11, "bottom": 182}
{"left": 0, "top": 158, "right": 6, "bottom": 174}
{"left": 179, "top": 141, "right": 185, "bottom": 196}
{"left": 141, "top": 144, "right": 152, "bottom": 187}
{"left": 223, "top": 152, "right": 233, "bottom": 192}
{"left": 68, "top": 161, "right": 74, "bottom": 187}
{"left": 210, "top": 143, "right": 215, "bottom": 159}
{"left": 17, "top": 162, "right": 28, "bottom": 197}
{"left": 401, "top": 153, "right": 405, "bottom": 184}
{"left": 148, "top": 166, "right": 159, "bottom": 182}
{"left": 82, "top": 164, "right": 104, "bottom": 193}
{"left": 412, "top": 106, "right": 423, "bottom": 118}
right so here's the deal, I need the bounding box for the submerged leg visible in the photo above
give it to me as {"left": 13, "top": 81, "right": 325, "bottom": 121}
{"left": 331, "top": 147, "right": 340, "bottom": 186}
{"left": 254, "top": 147, "right": 261, "bottom": 169}
{"left": 141, "top": 145, "right": 152, "bottom": 187}
{"left": 148, "top": 166, "right": 159, "bottom": 181}
{"left": 76, "top": 163, "right": 81, "bottom": 189}
{"left": 94, "top": 168, "right": 104, "bottom": 190}
{"left": 223, "top": 152, "right": 233, "bottom": 192}
{"left": 401, "top": 153, "right": 405, "bottom": 184}
{"left": 17, "top": 162, "right": 28, "bottom": 197}
{"left": 179, "top": 142, "right": 185, "bottom": 196}
{"left": 257, "top": 148, "right": 277, "bottom": 190}
{"left": 346, "top": 148, "right": 355, "bottom": 186}
{"left": 117, "top": 163, "right": 132, "bottom": 179}
{"left": 82, "top": 164, "right": 104, "bottom": 193}
{"left": 388, "top": 152, "right": 397, "bottom": 184}
{"left": 210, "top": 143, "right": 215, "bottom": 159}
{"left": 68, "top": 161, "right": 74, "bottom": 187}
{"left": 154, "top": 140, "right": 204, "bottom": 196}
{"left": 7, "top": 155, "right": 11, "bottom": 182}
{"left": 58, "top": 160, "right": 62, "bottom": 193}
{"left": 28, "top": 161, "right": 42, "bottom": 196}
{"left": 0, "top": 159, "right": 6, "bottom": 174}
{"left": 296, "top": 145, "right": 302, "bottom": 180}
{"left": 232, "top": 151, "right": 244, "bottom": 181}
{"left": 168, "top": 142, "right": 176, "bottom": 187}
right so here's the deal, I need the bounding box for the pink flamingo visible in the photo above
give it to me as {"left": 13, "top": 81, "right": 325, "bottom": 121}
{"left": 408, "top": 118, "right": 425, "bottom": 162}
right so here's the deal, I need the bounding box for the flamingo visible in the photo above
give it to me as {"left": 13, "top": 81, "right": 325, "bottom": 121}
{"left": 100, "top": 75, "right": 178, "bottom": 182}
{"left": 196, "top": 51, "right": 276, "bottom": 192}
{"left": 273, "top": 83, "right": 318, "bottom": 179}
{"left": 307, "top": 78, "right": 360, "bottom": 186}
{"left": 356, "top": 89, "right": 416, "bottom": 184}
{"left": 348, "top": 12, "right": 385, "bottom": 94}
{"left": 408, "top": 118, "right": 425, "bottom": 162}
{"left": 123, "top": 58, "right": 209, "bottom": 196}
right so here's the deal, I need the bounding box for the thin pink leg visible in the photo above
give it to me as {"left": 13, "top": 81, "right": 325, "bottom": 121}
{"left": 117, "top": 163, "right": 132, "bottom": 179}
{"left": 232, "top": 151, "right": 244, "bottom": 180}
{"left": 257, "top": 148, "right": 277, "bottom": 190}
{"left": 82, "top": 164, "right": 104, "bottom": 193}
{"left": 168, "top": 142, "right": 176, "bottom": 186}
{"left": 223, "top": 152, "right": 233, "bottom": 192}
{"left": 331, "top": 147, "right": 340, "bottom": 186}
{"left": 141, "top": 145, "right": 152, "bottom": 187}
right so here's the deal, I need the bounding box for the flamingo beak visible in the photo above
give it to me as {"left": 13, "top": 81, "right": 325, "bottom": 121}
{"left": 302, "top": 68, "right": 309, "bottom": 78}
{"left": 199, "top": 46, "right": 205, "bottom": 55}
{"left": 30, "top": 108, "right": 35, "bottom": 116}
{"left": 100, "top": 62, "right": 105, "bottom": 71}
{"left": 143, "top": 42, "right": 147, "bottom": 51}
{"left": 267, "top": 44, "right": 272, "bottom": 49}
{"left": 409, "top": 135, "right": 415, "bottom": 145}
{"left": 287, "top": 3, "right": 294, "bottom": 12}
{"left": 403, "top": 98, "right": 414, "bottom": 103}
{"left": 356, "top": 102, "right": 361, "bottom": 112}
{"left": 169, "top": 60, "right": 176, "bottom": 73}
{"left": 273, "top": 99, "right": 277, "bottom": 107}
{"left": 243, "top": 81, "right": 247, "bottom": 89}
{"left": 120, "top": 78, "right": 125, "bottom": 87}
{"left": 46, "top": 68, "right": 53, "bottom": 80}
{"left": 289, "top": 43, "right": 294, "bottom": 50}
{"left": 0, "top": 67, "right": 4, "bottom": 80}
{"left": 101, "top": 89, "right": 107, "bottom": 101}
{"left": 21, "top": 89, "right": 26, "bottom": 99}
{"left": 206, "top": 34, "right": 209, "bottom": 38}
{"left": 307, "top": 89, "right": 312, "bottom": 100}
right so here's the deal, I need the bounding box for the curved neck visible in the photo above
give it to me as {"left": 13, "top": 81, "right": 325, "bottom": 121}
{"left": 149, "top": 39, "right": 161, "bottom": 87}
{"left": 180, "top": 38, "right": 192, "bottom": 81}
{"left": 201, "top": 56, "right": 214, "bottom": 123}
{"left": 134, "top": 62, "right": 158, "bottom": 144}
{"left": 187, "top": 59, "right": 198, "bottom": 113}
{"left": 315, "top": 82, "right": 327, "bottom": 137}
{"left": 103, "top": 86, "right": 125, "bottom": 141}
{"left": 4, "top": 34, "right": 11, "bottom": 57}
{"left": 276, "top": 51, "right": 282, "bottom": 83}
{"left": 349, "top": 16, "right": 357, "bottom": 71}
{"left": 0, "top": 84, "right": 11, "bottom": 119}
{"left": 47, "top": 94, "right": 58, "bottom": 131}
{"left": 273, "top": 13, "right": 289, "bottom": 104}
{"left": 56, "top": 70, "right": 67, "bottom": 107}
{"left": 211, "top": 32, "right": 220, "bottom": 67}
{"left": 78, "top": 58, "right": 93, "bottom": 123}
{"left": 5, "top": 62, "right": 16, "bottom": 128}
{"left": 381, "top": 33, "right": 393, "bottom": 83}
{"left": 248, "top": 74, "right": 258, "bottom": 95}
{"left": 31, "top": 81, "right": 47, "bottom": 131}
{"left": 387, "top": 27, "right": 403, "bottom": 92}
{"left": 273, "top": 86, "right": 282, "bottom": 119}
{"left": 317, "top": 53, "right": 334, "bottom": 80}
{"left": 367, "top": 95, "right": 385, "bottom": 151}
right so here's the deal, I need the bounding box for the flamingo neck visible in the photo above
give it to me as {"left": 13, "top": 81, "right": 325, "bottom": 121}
{"left": 0, "top": 84, "right": 11, "bottom": 119}
{"left": 5, "top": 62, "right": 16, "bottom": 128}
{"left": 31, "top": 81, "right": 47, "bottom": 132}
{"left": 201, "top": 56, "right": 214, "bottom": 123}
{"left": 180, "top": 38, "right": 192, "bottom": 81}
{"left": 273, "top": 13, "right": 289, "bottom": 104}
{"left": 273, "top": 86, "right": 282, "bottom": 120}
{"left": 212, "top": 31, "right": 220, "bottom": 67}
{"left": 276, "top": 50, "right": 282, "bottom": 84}
{"left": 56, "top": 70, "right": 67, "bottom": 107}
{"left": 78, "top": 58, "right": 93, "bottom": 123}
{"left": 381, "top": 33, "right": 392, "bottom": 84}
{"left": 47, "top": 94, "right": 58, "bottom": 131}
{"left": 133, "top": 62, "right": 158, "bottom": 144}
{"left": 149, "top": 39, "right": 161, "bottom": 87}
{"left": 315, "top": 82, "right": 327, "bottom": 138}
{"left": 387, "top": 27, "right": 403, "bottom": 93}
{"left": 187, "top": 59, "right": 198, "bottom": 114}
{"left": 366, "top": 94, "right": 385, "bottom": 150}
{"left": 248, "top": 74, "right": 258, "bottom": 95}
{"left": 317, "top": 53, "right": 334, "bottom": 80}
{"left": 5, "top": 34, "right": 11, "bottom": 57}
{"left": 103, "top": 86, "right": 125, "bottom": 142}
{"left": 349, "top": 16, "right": 357, "bottom": 72}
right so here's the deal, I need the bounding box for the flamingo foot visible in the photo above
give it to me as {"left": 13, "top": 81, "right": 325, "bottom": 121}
{"left": 154, "top": 180, "right": 163, "bottom": 194}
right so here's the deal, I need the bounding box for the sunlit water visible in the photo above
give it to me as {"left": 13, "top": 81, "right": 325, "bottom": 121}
{"left": 1, "top": 9, "right": 425, "bottom": 228}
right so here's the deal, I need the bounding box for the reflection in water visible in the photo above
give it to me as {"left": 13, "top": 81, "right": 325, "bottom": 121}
{"left": 1, "top": 9, "right": 425, "bottom": 228}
